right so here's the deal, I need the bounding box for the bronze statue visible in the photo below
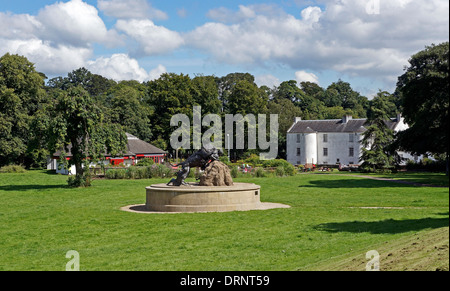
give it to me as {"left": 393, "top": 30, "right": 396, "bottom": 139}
{"left": 167, "top": 144, "right": 222, "bottom": 186}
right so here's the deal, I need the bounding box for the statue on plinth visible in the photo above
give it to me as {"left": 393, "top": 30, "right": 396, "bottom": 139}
{"left": 167, "top": 144, "right": 233, "bottom": 186}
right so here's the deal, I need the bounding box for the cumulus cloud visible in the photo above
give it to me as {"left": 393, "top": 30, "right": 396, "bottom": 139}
{"left": 255, "top": 74, "right": 281, "bottom": 88}
{"left": 116, "top": 19, "right": 184, "bottom": 56}
{"left": 36, "top": 0, "right": 122, "bottom": 47}
{"left": 295, "top": 71, "right": 319, "bottom": 85}
{"left": 0, "top": 38, "right": 92, "bottom": 74}
{"left": 0, "top": 0, "right": 122, "bottom": 75}
{"left": 188, "top": 0, "right": 449, "bottom": 88}
{"left": 86, "top": 53, "right": 166, "bottom": 82}
{"left": 98, "top": 0, "right": 168, "bottom": 20}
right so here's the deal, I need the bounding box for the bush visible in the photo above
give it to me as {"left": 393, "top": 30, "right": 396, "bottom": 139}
{"left": 255, "top": 167, "right": 266, "bottom": 178}
{"left": 68, "top": 171, "right": 91, "bottom": 187}
{"left": 138, "top": 158, "right": 154, "bottom": 167}
{"left": 0, "top": 165, "right": 26, "bottom": 173}
{"left": 284, "top": 163, "right": 296, "bottom": 176}
{"left": 275, "top": 166, "right": 285, "bottom": 177}
{"left": 115, "top": 169, "right": 127, "bottom": 179}
{"left": 231, "top": 166, "right": 239, "bottom": 178}
{"left": 105, "top": 169, "right": 116, "bottom": 179}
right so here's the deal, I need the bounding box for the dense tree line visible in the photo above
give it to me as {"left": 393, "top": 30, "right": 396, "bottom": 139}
{"left": 1, "top": 42, "right": 447, "bottom": 176}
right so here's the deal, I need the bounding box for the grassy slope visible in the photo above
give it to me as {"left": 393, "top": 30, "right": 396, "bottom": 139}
{"left": 0, "top": 171, "right": 448, "bottom": 271}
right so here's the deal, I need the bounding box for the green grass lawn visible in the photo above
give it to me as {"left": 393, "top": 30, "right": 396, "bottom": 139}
{"left": 0, "top": 170, "right": 448, "bottom": 271}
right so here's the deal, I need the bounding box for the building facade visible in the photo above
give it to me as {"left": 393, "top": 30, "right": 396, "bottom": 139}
{"left": 286, "top": 114, "right": 417, "bottom": 167}
{"left": 47, "top": 133, "right": 167, "bottom": 175}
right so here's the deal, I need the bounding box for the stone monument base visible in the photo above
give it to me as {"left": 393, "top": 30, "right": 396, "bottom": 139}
{"left": 145, "top": 183, "right": 262, "bottom": 213}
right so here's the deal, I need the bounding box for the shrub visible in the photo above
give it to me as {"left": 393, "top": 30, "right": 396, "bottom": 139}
{"left": 126, "top": 167, "right": 139, "bottom": 179}
{"left": 138, "top": 158, "right": 154, "bottom": 167}
{"left": 0, "top": 165, "right": 27, "bottom": 173}
{"left": 115, "top": 169, "right": 127, "bottom": 179}
{"left": 105, "top": 169, "right": 116, "bottom": 179}
{"left": 149, "top": 164, "right": 174, "bottom": 178}
{"left": 283, "top": 163, "right": 296, "bottom": 176}
{"left": 275, "top": 166, "right": 285, "bottom": 177}
{"left": 230, "top": 166, "right": 239, "bottom": 178}
{"left": 67, "top": 171, "right": 91, "bottom": 187}
{"left": 255, "top": 167, "right": 266, "bottom": 178}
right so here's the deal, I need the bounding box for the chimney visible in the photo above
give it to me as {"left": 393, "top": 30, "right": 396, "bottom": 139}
{"left": 396, "top": 113, "right": 402, "bottom": 122}
{"left": 294, "top": 117, "right": 302, "bottom": 123}
{"left": 342, "top": 115, "right": 352, "bottom": 124}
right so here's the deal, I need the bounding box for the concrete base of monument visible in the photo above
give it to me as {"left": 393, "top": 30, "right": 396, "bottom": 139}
{"left": 120, "top": 183, "right": 290, "bottom": 214}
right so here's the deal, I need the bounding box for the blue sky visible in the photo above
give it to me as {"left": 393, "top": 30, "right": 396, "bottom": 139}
{"left": 1, "top": 0, "right": 448, "bottom": 97}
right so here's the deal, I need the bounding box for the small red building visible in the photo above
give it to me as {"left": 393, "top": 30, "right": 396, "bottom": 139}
{"left": 48, "top": 133, "right": 167, "bottom": 175}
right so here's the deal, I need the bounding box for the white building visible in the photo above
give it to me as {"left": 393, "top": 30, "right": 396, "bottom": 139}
{"left": 286, "top": 114, "right": 419, "bottom": 167}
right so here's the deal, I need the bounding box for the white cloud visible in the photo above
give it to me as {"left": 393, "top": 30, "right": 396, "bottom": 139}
{"left": 0, "top": 38, "right": 92, "bottom": 74}
{"left": 148, "top": 64, "right": 167, "bottom": 81}
{"left": 0, "top": 0, "right": 126, "bottom": 76}
{"left": 255, "top": 74, "right": 281, "bottom": 88}
{"left": 98, "top": 0, "right": 168, "bottom": 20}
{"left": 86, "top": 53, "right": 165, "bottom": 82}
{"left": 187, "top": 1, "right": 448, "bottom": 88}
{"left": 116, "top": 19, "right": 184, "bottom": 56}
{"left": 36, "top": 0, "right": 121, "bottom": 47}
{"left": 295, "top": 71, "right": 319, "bottom": 85}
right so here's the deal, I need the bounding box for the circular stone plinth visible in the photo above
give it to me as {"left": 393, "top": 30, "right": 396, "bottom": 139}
{"left": 141, "top": 182, "right": 279, "bottom": 213}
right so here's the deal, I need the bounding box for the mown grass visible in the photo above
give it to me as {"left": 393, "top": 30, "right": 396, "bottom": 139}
{"left": 0, "top": 170, "right": 448, "bottom": 270}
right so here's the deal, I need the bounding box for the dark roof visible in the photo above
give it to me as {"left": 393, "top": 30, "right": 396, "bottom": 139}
{"left": 125, "top": 133, "right": 166, "bottom": 155}
{"left": 288, "top": 118, "right": 400, "bottom": 134}
{"left": 53, "top": 133, "right": 166, "bottom": 157}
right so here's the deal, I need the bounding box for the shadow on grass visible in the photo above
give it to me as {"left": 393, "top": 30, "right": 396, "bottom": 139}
{"left": 300, "top": 179, "right": 409, "bottom": 189}
{"left": 0, "top": 184, "right": 68, "bottom": 191}
{"left": 315, "top": 213, "right": 449, "bottom": 234}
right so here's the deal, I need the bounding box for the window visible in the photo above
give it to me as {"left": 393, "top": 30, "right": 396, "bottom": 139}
{"left": 349, "top": 147, "right": 354, "bottom": 157}
{"left": 349, "top": 134, "right": 354, "bottom": 143}
{"left": 323, "top": 134, "right": 328, "bottom": 143}
{"left": 297, "top": 134, "right": 301, "bottom": 143}
{"left": 323, "top": 148, "right": 328, "bottom": 157}
{"left": 297, "top": 148, "right": 301, "bottom": 156}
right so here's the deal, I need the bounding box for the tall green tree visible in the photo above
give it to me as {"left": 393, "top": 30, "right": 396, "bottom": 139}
{"left": 395, "top": 42, "right": 449, "bottom": 174}
{"left": 106, "top": 82, "right": 153, "bottom": 143}
{"left": 48, "top": 86, "right": 127, "bottom": 187}
{"left": 227, "top": 80, "right": 267, "bottom": 115}
{"left": 146, "top": 73, "right": 195, "bottom": 150}
{"left": 48, "top": 67, "right": 116, "bottom": 97}
{"left": 218, "top": 73, "right": 255, "bottom": 113}
{"left": 191, "top": 75, "right": 221, "bottom": 115}
{"left": 360, "top": 91, "right": 397, "bottom": 172}
{"left": 0, "top": 53, "right": 47, "bottom": 167}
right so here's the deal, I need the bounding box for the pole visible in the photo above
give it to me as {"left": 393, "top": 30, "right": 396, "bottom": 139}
{"left": 227, "top": 134, "right": 230, "bottom": 162}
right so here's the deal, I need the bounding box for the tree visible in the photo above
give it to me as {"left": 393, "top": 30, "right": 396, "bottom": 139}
{"left": 360, "top": 91, "right": 397, "bottom": 172}
{"left": 48, "top": 86, "right": 127, "bottom": 187}
{"left": 106, "top": 82, "right": 153, "bottom": 143}
{"left": 323, "top": 80, "right": 369, "bottom": 117}
{"left": 0, "top": 53, "right": 47, "bottom": 167}
{"left": 265, "top": 98, "right": 302, "bottom": 159}
{"left": 227, "top": 80, "right": 267, "bottom": 115}
{"left": 146, "top": 73, "right": 195, "bottom": 150}
{"left": 48, "top": 67, "right": 116, "bottom": 97}
{"left": 191, "top": 75, "right": 221, "bottom": 115}
{"left": 217, "top": 73, "right": 256, "bottom": 113}
{"left": 395, "top": 42, "right": 449, "bottom": 174}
